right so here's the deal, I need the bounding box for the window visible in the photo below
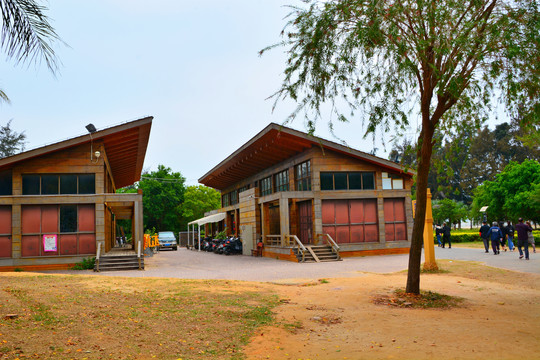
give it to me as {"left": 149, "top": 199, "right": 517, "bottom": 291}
{"left": 382, "top": 172, "right": 403, "bottom": 190}
{"left": 78, "top": 174, "right": 95, "bottom": 194}
{"left": 0, "top": 170, "right": 12, "bottom": 196}
{"left": 60, "top": 205, "right": 77, "bottom": 233}
{"left": 274, "top": 169, "right": 289, "bottom": 192}
{"left": 222, "top": 193, "right": 230, "bottom": 207}
{"left": 295, "top": 161, "right": 311, "bottom": 191}
{"left": 22, "top": 174, "right": 96, "bottom": 195}
{"left": 22, "top": 175, "right": 40, "bottom": 195}
{"left": 320, "top": 172, "right": 375, "bottom": 190}
{"left": 41, "top": 175, "right": 59, "bottom": 195}
{"left": 260, "top": 176, "right": 272, "bottom": 196}
{"left": 60, "top": 175, "right": 77, "bottom": 194}
{"left": 230, "top": 190, "right": 238, "bottom": 205}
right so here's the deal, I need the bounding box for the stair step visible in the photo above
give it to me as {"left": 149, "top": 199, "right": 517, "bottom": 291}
{"left": 95, "top": 255, "right": 144, "bottom": 271}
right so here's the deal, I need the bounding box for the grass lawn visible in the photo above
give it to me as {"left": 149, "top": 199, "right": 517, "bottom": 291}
{"left": 0, "top": 275, "right": 278, "bottom": 359}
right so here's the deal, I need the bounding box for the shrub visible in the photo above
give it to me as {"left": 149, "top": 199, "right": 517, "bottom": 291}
{"left": 71, "top": 257, "right": 95, "bottom": 270}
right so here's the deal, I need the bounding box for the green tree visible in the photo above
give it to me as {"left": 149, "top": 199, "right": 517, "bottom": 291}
{"left": 138, "top": 165, "right": 186, "bottom": 234}
{"left": 0, "top": 120, "right": 26, "bottom": 158}
{"left": 432, "top": 199, "right": 469, "bottom": 227}
{"left": 181, "top": 185, "right": 221, "bottom": 225}
{"left": 265, "top": 0, "right": 539, "bottom": 293}
{"left": 0, "top": 0, "right": 63, "bottom": 101}
{"left": 471, "top": 160, "right": 540, "bottom": 223}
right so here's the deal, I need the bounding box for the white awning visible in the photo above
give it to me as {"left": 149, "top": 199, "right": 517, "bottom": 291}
{"left": 188, "top": 212, "right": 226, "bottom": 226}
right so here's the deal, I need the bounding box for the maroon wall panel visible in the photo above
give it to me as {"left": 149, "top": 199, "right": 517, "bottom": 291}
{"left": 0, "top": 236, "right": 11, "bottom": 258}
{"left": 365, "top": 224, "right": 379, "bottom": 242}
{"left": 21, "top": 235, "right": 40, "bottom": 257}
{"left": 59, "top": 235, "right": 77, "bottom": 255}
{"left": 393, "top": 199, "right": 406, "bottom": 222}
{"left": 350, "top": 225, "right": 364, "bottom": 243}
{"left": 78, "top": 205, "right": 95, "bottom": 232}
{"left": 79, "top": 234, "right": 96, "bottom": 254}
{"left": 364, "top": 200, "right": 378, "bottom": 223}
{"left": 0, "top": 207, "right": 11, "bottom": 234}
{"left": 395, "top": 223, "right": 407, "bottom": 241}
{"left": 336, "top": 226, "right": 350, "bottom": 244}
{"left": 321, "top": 201, "right": 334, "bottom": 224}
{"left": 22, "top": 206, "right": 41, "bottom": 234}
{"left": 323, "top": 226, "right": 335, "bottom": 242}
{"left": 383, "top": 200, "right": 395, "bottom": 222}
{"left": 41, "top": 205, "right": 58, "bottom": 233}
{"left": 335, "top": 200, "right": 349, "bottom": 224}
{"left": 385, "top": 224, "right": 396, "bottom": 242}
{"left": 349, "top": 200, "right": 364, "bottom": 224}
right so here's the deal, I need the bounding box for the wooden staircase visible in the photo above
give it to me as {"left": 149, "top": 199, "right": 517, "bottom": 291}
{"left": 294, "top": 245, "right": 341, "bottom": 263}
{"left": 94, "top": 255, "right": 144, "bottom": 271}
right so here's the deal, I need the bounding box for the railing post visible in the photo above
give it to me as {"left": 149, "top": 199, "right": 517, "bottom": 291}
{"left": 137, "top": 240, "right": 143, "bottom": 270}
{"left": 95, "top": 242, "right": 101, "bottom": 272}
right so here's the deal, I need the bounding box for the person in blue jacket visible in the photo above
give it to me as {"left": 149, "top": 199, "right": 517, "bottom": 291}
{"left": 487, "top": 221, "right": 503, "bottom": 255}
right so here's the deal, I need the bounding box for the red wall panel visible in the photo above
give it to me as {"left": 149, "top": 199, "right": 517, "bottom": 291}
{"left": 0, "top": 236, "right": 11, "bottom": 258}
{"left": 0, "top": 207, "right": 11, "bottom": 234}
{"left": 78, "top": 205, "right": 95, "bottom": 232}
{"left": 349, "top": 200, "right": 365, "bottom": 224}
{"left": 79, "top": 234, "right": 96, "bottom": 254}
{"left": 21, "top": 235, "right": 40, "bottom": 257}
{"left": 364, "top": 200, "right": 378, "bottom": 223}
{"left": 335, "top": 200, "right": 349, "bottom": 224}
{"left": 59, "top": 235, "right": 77, "bottom": 255}
{"left": 22, "top": 206, "right": 41, "bottom": 234}
{"left": 41, "top": 205, "right": 58, "bottom": 233}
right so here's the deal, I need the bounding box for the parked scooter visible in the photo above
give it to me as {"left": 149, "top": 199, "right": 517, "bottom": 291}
{"left": 223, "top": 237, "right": 242, "bottom": 255}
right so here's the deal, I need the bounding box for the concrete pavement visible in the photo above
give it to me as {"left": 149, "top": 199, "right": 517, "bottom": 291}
{"left": 42, "top": 245, "right": 539, "bottom": 281}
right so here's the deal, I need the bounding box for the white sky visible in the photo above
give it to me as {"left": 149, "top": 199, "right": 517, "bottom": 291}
{"left": 0, "top": 1, "right": 424, "bottom": 185}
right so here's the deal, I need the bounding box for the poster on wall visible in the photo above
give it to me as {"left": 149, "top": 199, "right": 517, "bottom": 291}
{"left": 43, "top": 234, "right": 58, "bottom": 252}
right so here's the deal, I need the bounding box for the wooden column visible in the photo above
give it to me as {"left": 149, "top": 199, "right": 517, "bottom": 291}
{"left": 134, "top": 199, "right": 142, "bottom": 251}
{"left": 11, "top": 205, "right": 21, "bottom": 259}
{"left": 279, "top": 197, "right": 289, "bottom": 246}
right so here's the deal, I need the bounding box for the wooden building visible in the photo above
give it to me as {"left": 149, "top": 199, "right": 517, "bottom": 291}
{"left": 198, "top": 123, "right": 415, "bottom": 261}
{"left": 0, "top": 117, "right": 152, "bottom": 270}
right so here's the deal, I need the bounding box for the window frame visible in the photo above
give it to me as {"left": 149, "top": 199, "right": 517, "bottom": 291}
{"left": 319, "top": 172, "right": 375, "bottom": 191}
{"left": 274, "top": 169, "right": 289, "bottom": 192}
{"left": 295, "top": 160, "right": 311, "bottom": 191}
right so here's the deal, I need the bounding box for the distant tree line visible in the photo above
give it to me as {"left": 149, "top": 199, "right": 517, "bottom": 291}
{"left": 117, "top": 165, "right": 221, "bottom": 236}
{"left": 390, "top": 121, "right": 540, "bottom": 225}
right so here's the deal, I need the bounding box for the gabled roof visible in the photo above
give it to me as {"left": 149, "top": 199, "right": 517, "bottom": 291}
{"left": 0, "top": 116, "right": 153, "bottom": 189}
{"left": 199, "top": 123, "right": 414, "bottom": 190}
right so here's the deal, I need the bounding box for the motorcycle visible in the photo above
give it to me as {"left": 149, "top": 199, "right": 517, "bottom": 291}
{"left": 223, "top": 237, "right": 242, "bottom": 255}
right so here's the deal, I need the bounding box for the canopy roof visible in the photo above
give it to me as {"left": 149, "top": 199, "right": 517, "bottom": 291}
{"left": 0, "top": 117, "right": 152, "bottom": 189}
{"left": 199, "top": 123, "right": 414, "bottom": 190}
{"left": 188, "top": 212, "right": 226, "bottom": 226}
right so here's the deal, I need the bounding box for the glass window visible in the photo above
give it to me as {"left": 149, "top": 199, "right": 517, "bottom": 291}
{"left": 60, "top": 205, "right": 77, "bottom": 233}
{"left": 320, "top": 173, "right": 333, "bottom": 190}
{"left": 222, "top": 193, "right": 230, "bottom": 207}
{"left": 275, "top": 170, "right": 289, "bottom": 192}
{"left": 0, "top": 170, "right": 12, "bottom": 195}
{"left": 260, "top": 176, "right": 272, "bottom": 196}
{"left": 41, "top": 175, "right": 59, "bottom": 195}
{"left": 334, "top": 173, "right": 347, "bottom": 190}
{"left": 295, "top": 161, "right": 311, "bottom": 191}
{"left": 78, "top": 174, "right": 95, "bottom": 194}
{"left": 22, "top": 175, "right": 40, "bottom": 195}
{"left": 362, "top": 172, "right": 375, "bottom": 190}
{"left": 348, "top": 173, "right": 362, "bottom": 190}
{"left": 60, "top": 175, "right": 78, "bottom": 194}
{"left": 230, "top": 190, "right": 238, "bottom": 205}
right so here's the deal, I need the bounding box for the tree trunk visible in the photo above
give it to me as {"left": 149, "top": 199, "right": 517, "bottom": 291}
{"left": 405, "top": 121, "right": 435, "bottom": 294}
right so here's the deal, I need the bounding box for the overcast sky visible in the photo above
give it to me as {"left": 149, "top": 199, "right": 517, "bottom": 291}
{"left": 1, "top": 1, "right": 424, "bottom": 185}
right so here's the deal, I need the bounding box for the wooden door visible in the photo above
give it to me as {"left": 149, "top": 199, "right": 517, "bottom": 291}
{"left": 298, "top": 200, "right": 313, "bottom": 244}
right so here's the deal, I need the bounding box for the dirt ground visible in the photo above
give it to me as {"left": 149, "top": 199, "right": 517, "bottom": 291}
{"left": 244, "top": 260, "right": 540, "bottom": 360}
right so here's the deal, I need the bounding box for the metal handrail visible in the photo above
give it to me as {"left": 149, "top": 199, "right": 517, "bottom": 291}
{"left": 287, "top": 235, "right": 307, "bottom": 262}
{"left": 94, "top": 242, "right": 101, "bottom": 272}
{"left": 137, "top": 240, "right": 143, "bottom": 270}
{"left": 318, "top": 234, "right": 341, "bottom": 258}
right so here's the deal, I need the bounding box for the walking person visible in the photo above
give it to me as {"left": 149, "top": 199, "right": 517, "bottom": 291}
{"left": 499, "top": 222, "right": 508, "bottom": 252}
{"left": 506, "top": 221, "right": 515, "bottom": 252}
{"left": 516, "top": 218, "right": 533, "bottom": 260}
{"left": 526, "top": 221, "right": 536, "bottom": 254}
{"left": 435, "top": 224, "right": 442, "bottom": 247}
{"left": 479, "top": 221, "right": 491, "bottom": 253}
{"left": 441, "top": 222, "right": 451, "bottom": 249}
{"left": 487, "top": 222, "right": 503, "bottom": 255}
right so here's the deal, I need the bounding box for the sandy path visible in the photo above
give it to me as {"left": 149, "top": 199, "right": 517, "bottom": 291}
{"left": 244, "top": 270, "right": 540, "bottom": 360}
